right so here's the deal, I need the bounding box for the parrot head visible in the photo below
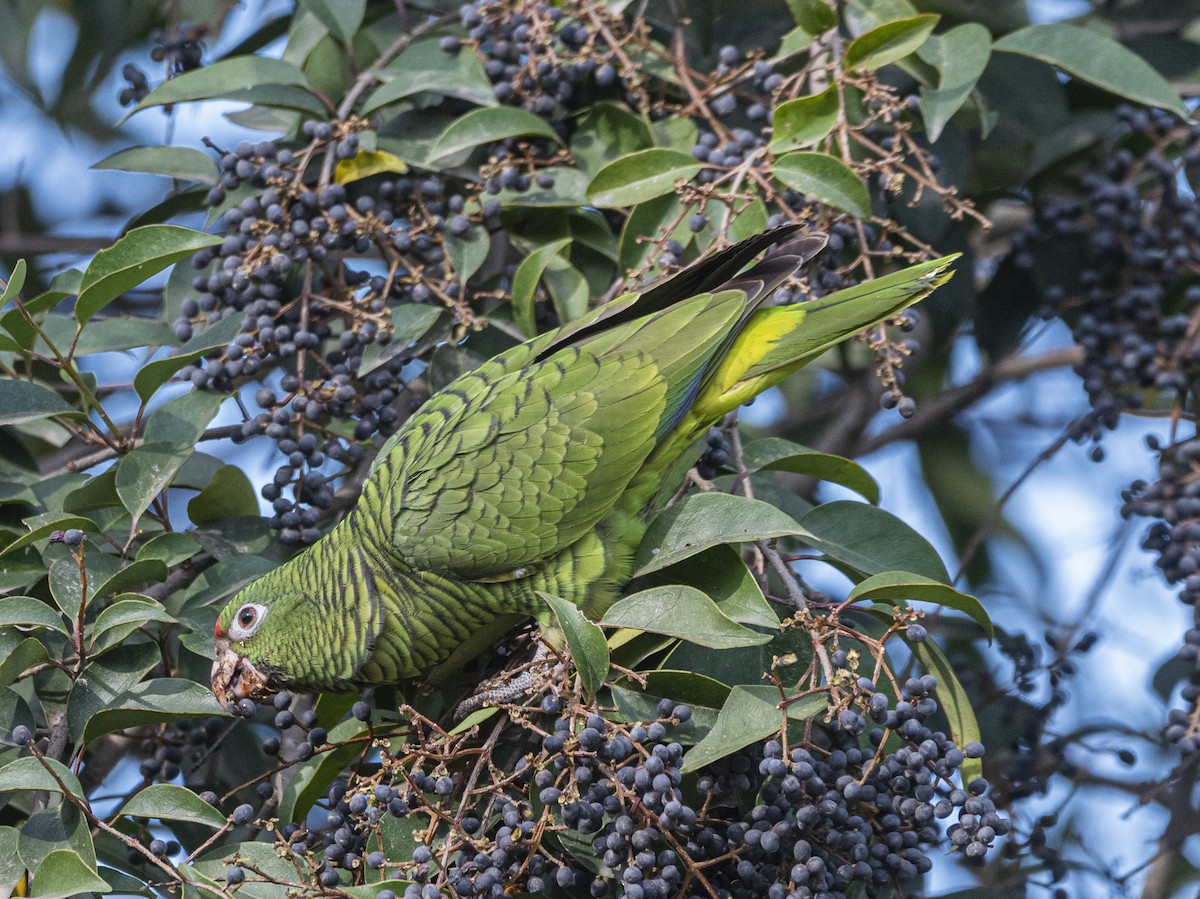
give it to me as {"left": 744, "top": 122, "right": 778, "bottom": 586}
{"left": 211, "top": 576, "right": 313, "bottom": 711}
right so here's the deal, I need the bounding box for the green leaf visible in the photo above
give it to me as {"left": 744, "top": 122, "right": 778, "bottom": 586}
{"left": 587, "top": 149, "right": 702, "bottom": 208}
{"left": 302, "top": 0, "right": 365, "bottom": 41}
{"left": 650, "top": 545, "right": 777, "bottom": 629}
{"left": 511, "top": 238, "right": 573, "bottom": 338}
{"left": 571, "top": 102, "right": 655, "bottom": 178}
{"left": 912, "top": 637, "right": 983, "bottom": 785}
{"left": 741, "top": 437, "right": 880, "bottom": 503}
{"left": 93, "top": 560, "right": 169, "bottom": 603}
{"left": 28, "top": 849, "right": 110, "bottom": 898}
{"left": 144, "top": 389, "right": 225, "bottom": 445}
{"left": 359, "top": 304, "right": 443, "bottom": 375}
{"left": 0, "top": 639, "right": 48, "bottom": 689}
{"left": 0, "top": 597, "right": 68, "bottom": 635}
{"left": 430, "top": 107, "right": 561, "bottom": 161}
{"left": 18, "top": 805, "right": 95, "bottom": 877}
{"left": 0, "top": 828, "right": 21, "bottom": 899}
{"left": 137, "top": 531, "right": 201, "bottom": 566}
{"left": 66, "top": 643, "right": 161, "bottom": 742}
{"left": 1, "top": 259, "right": 26, "bottom": 307}
{"left": 90, "top": 595, "right": 176, "bottom": 650}
{"left": 0, "top": 513, "right": 95, "bottom": 558}
{"left": 994, "top": 23, "right": 1189, "bottom": 118}
{"left": 774, "top": 152, "right": 871, "bottom": 218}
{"left": 119, "top": 783, "right": 227, "bottom": 828}
{"left": 335, "top": 149, "right": 409, "bottom": 185}
{"left": 787, "top": 0, "right": 837, "bottom": 33}
{"left": 846, "top": 14, "right": 940, "bottom": 72}
{"left": 92, "top": 146, "right": 219, "bottom": 185}
{"left": 799, "top": 501, "right": 949, "bottom": 581}
{"left": 682, "top": 685, "right": 826, "bottom": 772}
{"left": 495, "top": 166, "right": 589, "bottom": 208}
{"left": 770, "top": 85, "right": 839, "bottom": 152}
{"left": 445, "top": 221, "right": 491, "bottom": 283}
{"left": 115, "top": 442, "right": 194, "bottom": 522}
{"left": 0, "top": 756, "right": 84, "bottom": 796}
{"left": 134, "top": 312, "right": 247, "bottom": 402}
{"left": 601, "top": 586, "right": 772, "bottom": 649}
{"left": 187, "top": 465, "right": 259, "bottom": 525}
{"left": 76, "top": 225, "right": 222, "bottom": 324}
{"left": 127, "top": 56, "right": 308, "bottom": 116}
{"left": 364, "top": 39, "right": 497, "bottom": 114}
{"left": 918, "top": 23, "right": 992, "bottom": 141}
{"left": 0, "top": 380, "right": 83, "bottom": 427}
{"left": 848, "top": 571, "right": 992, "bottom": 639}
{"left": 540, "top": 592, "right": 609, "bottom": 696}
{"left": 71, "top": 318, "right": 177, "bottom": 356}
{"left": 544, "top": 257, "right": 590, "bottom": 324}
{"left": 634, "top": 492, "right": 813, "bottom": 577}
{"left": 82, "top": 678, "right": 225, "bottom": 744}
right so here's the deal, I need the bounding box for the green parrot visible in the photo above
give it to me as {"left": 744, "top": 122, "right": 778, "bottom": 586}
{"left": 211, "top": 225, "right": 956, "bottom": 709}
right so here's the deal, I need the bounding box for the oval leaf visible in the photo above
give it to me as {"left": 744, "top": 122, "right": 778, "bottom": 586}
{"left": 511, "top": 238, "right": 573, "bottom": 338}
{"left": 90, "top": 596, "right": 176, "bottom": 649}
{"left": 774, "top": 152, "right": 871, "bottom": 219}
{"left": 539, "top": 592, "right": 609, "bottom": 696}
{"left": 917, "top": 23, "right": 992, "bottom": 141}
{"left": 77, "top": 225, "right": 221, "bottom": 324}
{"left": 770, "top": 85, "right": 839, "bottom": 152}
{"left": 0, "top": 757, "right": 84, "bottom": 796}
{"left": 81, "top": 679, "right": 225, "bottom": 744}
{"left": 742, "top": 436, "right": 880, "bottom": 504}
{"left": 335, "top": 149, "right": 409, "bottom": 185}
{"left": 634, "top": 491, "right": 815, "bottom": 577}
{"left": 846, "top": 14, "right": 940, "bottom": 72}
{"left": 115, "top": 442, "right": 194, "bottom": 521}
{"left": 126, "top": 56, "right": 308, "bottom": 116}
{"left": 799, "top": 500, "right": 950, "bottom": 582}
{"left": 994, "top": 23, "right": 1188, "bottom": 118}
{"left": 847, "top": 571, "right": 992, "bottom": 639}
{"left": 587, "top": 149, "right": 702, "bottom": 208}
{"left": 133, "top": 312, "right": 247, "bottom": 402}
{"left": 118, "top": 783, "right": 227, "bottom": 828}
{"left": 682, "top": 685, "right": 826, "bottom": 772}
{"left": 430, "top": 107, "right": 561, "bottom": 162}
{"left": 92, "top": 146, "right": 219, "bottom": 185}
{"left": 363, "top": 39, "right": 497, "bottom": 114}
{"left": 0, "top": 380, "right": 83, "bottom": 427}
{"left": 0, "top": 597, "right": 69, "bottom": 635}
{"left": 601, "top": 585, "right": 772, "bottom": 649}
{"left": 27, "top": 848, "right": 110, "bottom": 899}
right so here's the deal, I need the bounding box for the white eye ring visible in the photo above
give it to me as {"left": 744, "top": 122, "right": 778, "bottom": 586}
{"left": 229, "top": 603, "right": 268, "bottom": 641}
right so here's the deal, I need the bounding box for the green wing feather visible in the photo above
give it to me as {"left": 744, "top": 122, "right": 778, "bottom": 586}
{"left": 375, "top": 291, "right": 750, "bottom": 579}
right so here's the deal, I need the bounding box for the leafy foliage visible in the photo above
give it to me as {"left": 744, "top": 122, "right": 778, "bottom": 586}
{"left": 1, "top": 0, "right": 1198, "bottom": 897}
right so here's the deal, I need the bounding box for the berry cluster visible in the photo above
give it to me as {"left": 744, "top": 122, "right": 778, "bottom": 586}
{"left": 458, "top": 0, "right": 645, "bottom": 116}
{"left": 1122, "top": 436, "right": 1200, "bottom": 752}
{"left": 150, "top": 24, "right": 206, "bottom": 76}
{"left": 215, "top": 668, "right": 1003, "bottom": 899}
{"left": 174, "top": 129, "right": 487, "bottom": 544}
{"left": 1019, "top": 105, "right": 1200, "bottom": 456}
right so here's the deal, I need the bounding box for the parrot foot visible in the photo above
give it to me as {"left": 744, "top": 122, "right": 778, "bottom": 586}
{"left": 453, "top": 643, "right": 555, "bottom": 719}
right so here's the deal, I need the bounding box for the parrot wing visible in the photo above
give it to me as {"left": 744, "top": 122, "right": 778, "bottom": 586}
{"left": 381, "top": 288, "right": 763, "bottom": 580}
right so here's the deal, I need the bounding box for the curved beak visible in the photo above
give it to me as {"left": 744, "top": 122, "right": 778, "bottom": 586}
{"left": 211, "top": 638, "right": 273, "bottom": 712}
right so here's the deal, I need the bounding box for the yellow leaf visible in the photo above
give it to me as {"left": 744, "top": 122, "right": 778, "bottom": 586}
{"left": 334, "top": 150, "right": 408, "bottom": 185}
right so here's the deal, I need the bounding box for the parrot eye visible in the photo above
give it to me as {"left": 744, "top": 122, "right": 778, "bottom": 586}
{"left": 229, "top": 603, "right": 267, "bottom": 641}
